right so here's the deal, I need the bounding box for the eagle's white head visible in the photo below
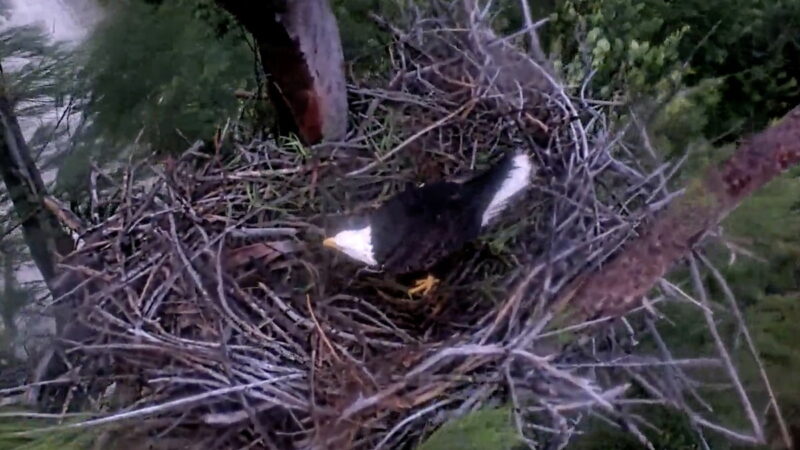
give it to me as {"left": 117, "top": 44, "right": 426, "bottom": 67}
{"left": 323, "top": 225, "right": 378, "bottom": 266}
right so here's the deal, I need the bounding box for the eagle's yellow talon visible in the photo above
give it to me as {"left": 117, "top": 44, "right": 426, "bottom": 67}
{"left": 407, "top": 274, "right": 439, "bottom": 296}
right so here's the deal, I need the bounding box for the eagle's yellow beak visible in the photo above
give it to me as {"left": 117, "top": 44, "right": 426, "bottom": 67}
{"left": 323, "top": 237, "right": 339, "bottom": 249}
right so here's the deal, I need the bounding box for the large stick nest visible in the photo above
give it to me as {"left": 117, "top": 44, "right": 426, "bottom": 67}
{"left": 20, "top": 2, "right": 787, "bottom": 449}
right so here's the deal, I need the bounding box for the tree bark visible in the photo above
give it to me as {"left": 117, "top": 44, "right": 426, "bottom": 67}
{"left": 0, "top": 73, "right": 73, "bottom": 294}
{"left": 1, "top": 68, "right": 84, "bottom": 406}
{"left": 561, "top": 106, "right": 800, "bottom": 322}
{"left": 1, "top": 235, "right": 22, "bottom": 341}
{"left": 216, "top": 0, "right": 348, "bottom": 144}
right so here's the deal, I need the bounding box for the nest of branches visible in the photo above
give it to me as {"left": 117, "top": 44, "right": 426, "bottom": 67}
{"left": 15, "top": 1, "right": 791, "bottom": 449}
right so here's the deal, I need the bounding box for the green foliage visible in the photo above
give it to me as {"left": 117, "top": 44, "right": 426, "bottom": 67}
{"left": 331, "top": 0, "right": 396, "bottom": 80}
{"left": 546, "top": 1, "right": 800, "bottom": 445}
{"left": 648, "top": 79, "right": 724, "bottom": 164}
{"left": 608, "top": 173, "right": 800, "bottom": 447}
{"left": 746, "top": 294, "right": 800, "bottom": 401}
{"left": 0, "top": 412, "right": 95, "bottom": 450}
{"left": 59, "top": 0, "right": 253, "bottom": 193}
{"left": 723, "top": 173, "right": 800, "bottom": 302}
{"left": 723, "top": 171, "right": 800, "bottom": 441}
{"left": 549, "top": 0, "right": 687, "bottom": 99}
{"left": 0, "top": 24, "right": 74, "bottom": 118}
{"left": 84, "top": 0, "right": 251, "bottom": 150}
{"left": 0, "top": 20, "right": 79, "bottom": 179}
{"left": 492, "top": 0, "right": 558, "bottom": 36}
{"left": 417, "top": 407, "right": 521, "bottom": 450}
{"left": 549, "top": 0, "right": 800, "bottom": 140}
{"left": 572, "top": 409, "right": 708, "bottom": 449}
{"left": 662, "top": 0, "right": 800, "bottom": 140}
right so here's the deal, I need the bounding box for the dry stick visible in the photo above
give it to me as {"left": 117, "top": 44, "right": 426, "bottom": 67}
{"left": 688, "top": 255, "right": 764, "bottom": 443}
{"left": 626, "top": 369, "right": 759, "bottom": 446}
{"left": 690, "top": 416, "right": 763, "bottom": 446}
{"left": 345, "top": 99, "right": 477, "bottom": 176}
{"left": 644, "top": 319, "right": 714, "bottom": 414}
{"left": 698, "top": 253, "right": 792, "bottom": 449}
{"left": 0, "top": 411, "right": 92, "bottom": 419}
{"left": 306, "top": 294, "right": 341, "bottom": 363}
{"left": 517, "top": 0, "right": 549, "bottom": 67}
{"left": 12, "top": 374, "right": 304, "bottom": 436}
{"left": 372, "top": 398, "right": 457, "bottom": 450}
{"left": 559, "top": 105, "right": 800, "bottom": 321}
{"left": 505, "top": 367, "right": 538, "bottom": 448}
{"left": 511, "top": 349, "right": 617, "bottom": 411}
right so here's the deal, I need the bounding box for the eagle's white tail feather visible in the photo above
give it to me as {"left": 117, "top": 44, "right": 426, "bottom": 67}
{"left": 481, "top": 153, "right": 533, "bottom": 226}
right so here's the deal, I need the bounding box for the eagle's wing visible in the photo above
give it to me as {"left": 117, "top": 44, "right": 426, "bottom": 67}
{"left": 364, "top": 152, "right": 531, "bottom": 274}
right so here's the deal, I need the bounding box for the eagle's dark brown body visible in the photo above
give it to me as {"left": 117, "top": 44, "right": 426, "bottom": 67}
{"left": 370, "top": 152, "right": 527, "bottom": 273}
{"left": 370, "top": 181, "right": 482, "bottom": 273}
{"left": 324, "top": 152, "right": 532, "bottom": 278}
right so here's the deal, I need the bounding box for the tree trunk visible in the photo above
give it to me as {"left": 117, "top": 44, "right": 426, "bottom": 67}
{"left": 217, "top": 0, "right": 348, "bottom": 144}
{"left": 561, "top": 106, "right": 800, "bottom": 322}
{"left": 0, "top": 75, "right": 73, "bottom": 294}
{"left": 0, "top": 236, "right": 21, "bottom": 341}
{"left": 1, "top": 68, "right": 84, "bottom": 407}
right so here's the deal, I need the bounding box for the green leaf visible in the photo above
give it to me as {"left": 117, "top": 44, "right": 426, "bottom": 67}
{"left": 596, "top": 37, "right": 611, "bottom": 53}
{"left": 587, "top": 27, "right": 602, "bottom": 43}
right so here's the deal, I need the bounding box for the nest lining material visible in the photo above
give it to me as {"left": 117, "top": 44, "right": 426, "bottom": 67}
{"left": 17, "top": 2, "right": 781, "bottom": 450}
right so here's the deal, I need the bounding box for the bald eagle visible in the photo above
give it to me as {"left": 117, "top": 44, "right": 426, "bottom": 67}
{"left": 324, "top": 152, "right": 533, "bottom": 295}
